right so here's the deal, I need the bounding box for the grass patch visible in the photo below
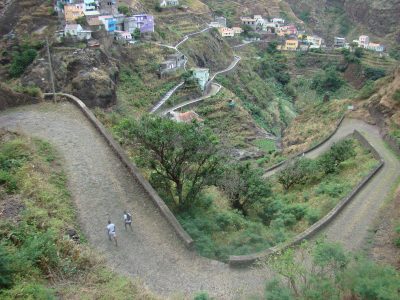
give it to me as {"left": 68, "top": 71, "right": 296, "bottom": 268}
{"left": 0, "top": 132, "right": 156, "bottom": 299}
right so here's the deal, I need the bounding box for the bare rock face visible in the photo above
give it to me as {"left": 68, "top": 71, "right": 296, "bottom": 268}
{"left": 22, "top": 48, "right": 118, "bottom": 108}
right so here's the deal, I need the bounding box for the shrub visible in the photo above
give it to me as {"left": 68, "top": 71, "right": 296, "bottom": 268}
{"left": 265, "top": 278, "right": 294, "bottom": 300}
{"left": 311, "top": 67, "right": 345, "bottom": 94}
{"left": 9, "top": 48, "right": 37, "bottom": 77}
{"left": 306, "top": 209, "right": 320, "bottom": 225}
{"left": 194, "top": 292, "right": 210, "bottom": 300}
{"left": 277, "top": 158, "right": 320, "bottom": 190}
{"left": 364, "top": 66, "right": 386, "bottom": 81}
{"left": 1, "top": 282, "right": 55, "bottom": 299}
{"left": 318, "top": 139, "right": 356, "bottom": 174}
{"left": 393, "top": 89, "right": 400, "bottom": 103}
{"left": 0, "top": 245, "right": 15, "bottom": 289}
{"left": 357, "top": 80, "right": 377, "bottom": 100}
{"left": 117, "top": 5, "right": 129, "bottom": 15}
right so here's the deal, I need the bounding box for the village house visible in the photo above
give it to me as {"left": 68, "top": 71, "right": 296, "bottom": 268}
{"left": 218, "top": 27, "right": 235, "bottom": 37}
{"left": 114, "top": 30, "right": 132, "bottom": 41}
{"left": 160, "top": 0, "right": 179, "bottom": 7}
{"left": 87, "top": 16, "right": 103, "bottom": 30}
{"left": 99, "top": 15, "right": 117, "bottom": 32}
{"left": 232, "top": 27, "right": 243, "bottom": 35}
{"left": 241, "top": 17, "right": 257, "bottom": 29}
{"left": 124, "top": 14, "right": 155, "bottom": 33}
{"left": 366, "top": 42, "right": 385, "bottom": 52}
{"left": 159, "top": 53, "right": 186, "bottom": 76}
{"left": 283, "top": 39, "right": 299, "bottom": 51}
{"left": 334, "top": 37, "right": 346, "bottom": 48}
{"left": 84, "top": 0, "right": 99, "bottom": 12}
{"left": 99, "top": 0, "right": 118, "bottom": 14}
{"left": 306, "top": 35, "right": 323, "bottom": 48}
{"left": 64, "top": 3, "right": 85, "bottom": 23}
{"left": 64, "top": 24, "right": 92, "bottom": 40}
{"left": 278, "top": 24, "right": 297, "bottom": 36}
{"left": 168, "top": 111, "right": 203, "bottom": 123}
{"left": 113, "top": 13, "right": 125, "bottom": 30}
{"left": 191, "top": 68, "right": 209, "bottom": 91}
{"left": 359, "top": 35, "right": 370, "bottom": 48}
{"left": 272, "top": 18, "right": 285, "bottom": 25}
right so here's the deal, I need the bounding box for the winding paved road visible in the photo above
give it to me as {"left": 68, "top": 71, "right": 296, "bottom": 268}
{"left": 0, "top": 104, "right": 398, "bottom": 299}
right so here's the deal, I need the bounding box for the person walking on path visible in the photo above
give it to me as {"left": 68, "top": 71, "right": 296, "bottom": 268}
{"left": 123, "top": 210, "right": 133, "bottom": 231}
{"left": 106, "top": 220, "right": 118, "bottom": 246}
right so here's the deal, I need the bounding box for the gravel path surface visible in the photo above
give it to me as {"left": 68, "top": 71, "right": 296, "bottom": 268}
{"left": 0, "top": 104, "right": 398, "bottom": 298}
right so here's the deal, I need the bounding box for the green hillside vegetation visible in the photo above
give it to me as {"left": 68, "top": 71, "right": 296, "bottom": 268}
{"left": 116, "top": 114, "right": 378, "bottom": 259}
{"left": 265, "top": 240, "right": 400, "bottom": 300}
{"left": 0, "top": 133, "right": 155, "bottom": 299}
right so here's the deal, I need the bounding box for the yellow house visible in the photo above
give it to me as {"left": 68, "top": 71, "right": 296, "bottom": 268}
{"left": 64, "top": 4, "right": 85, "bottom": 23}
{"left": 284, "top": 39, "right": 299, "bottom": 51}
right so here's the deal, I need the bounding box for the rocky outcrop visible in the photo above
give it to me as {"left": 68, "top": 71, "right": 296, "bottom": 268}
{"left": 22, "top": 48, "right": 118, "bottom": 108}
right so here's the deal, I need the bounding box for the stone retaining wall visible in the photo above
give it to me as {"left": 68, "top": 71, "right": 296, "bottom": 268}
{"left": 44, "top": 93, "right": 194, "bottom": 249}
{"left": 228, "top": 130, "right": 384, "bottom": 266}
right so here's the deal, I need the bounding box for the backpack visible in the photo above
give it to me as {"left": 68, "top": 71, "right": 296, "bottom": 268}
{"left": 126, "top": 213, "right": 131, "bottom": 221}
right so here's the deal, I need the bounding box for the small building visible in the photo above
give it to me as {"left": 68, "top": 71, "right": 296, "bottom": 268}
{"left": 334, "top": 37, "right": 346, "bottom": 48}
{"left": 64, "top": 24, "right": 92, "bottom": 40}
{"left": 241, "top": 17, "right": 257, "bottom": 29}
{"left": 215, "top": 16, "right": 227, "bottom": 28}
{"left": 99, "top": 15, "right": 117, "bottom": 32}
{"left": 232, "top": 27, "right": 243, "bottom": 34}
{"left": 99, "top": 0, "right": 117, "bottom": 14}
{"left": 263, "top": 22, "right": 279, "bottom": 33}
{"left": 159, "top": 53, "right": 186, "bottom": 76}
{"left": 271, "top": 18, "right": 285, "bottom": 25}
{"left": 169, "top": 111, "right": 203, "bottom": 123}
{"left": 87, "top": 16, "right": 103, "bottom": 31}
{"left": 366, "top": 42, "right": 385, "bottom": 52}
{"left": 278, "top": 24, "right": 297, "bottom": 36}
{"left": 124, "top": 14, "right": 155, "bottom": 33}
{"left": 114, "top": 30, "right": 132, "bottom": 41}
{"left": 113, "top": 13, "right": 125, "bottom": 30}
{"left": 160, "top": 0, "right": 179, "bottom": 7}
{"left": 192, "top": 68, "right": 209, "bottom": 91}
{"left": 64, "top": 3, "right": 85, "bottom": 23}
{"left": 218, "top": 27, "right": 235, "bottom": 37}
{"left": 306, "top": 35, "right": 323, "bottom": 48}
{"left": 359, "top": 35, "right": 370, "bottom": 48}
{"left": 84, "top": 0, "right": 99, "bottom": 12}
{"left": 283, "top": 39, "right": 299, "bottom": 51}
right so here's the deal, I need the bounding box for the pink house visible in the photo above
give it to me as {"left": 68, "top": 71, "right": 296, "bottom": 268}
{"left": 359, "top": 35, "right": 370, "bottom": 48}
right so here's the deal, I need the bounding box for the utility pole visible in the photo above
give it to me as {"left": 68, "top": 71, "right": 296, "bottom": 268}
{"left": 46, "top": 37, "right": 56, "bottom": 102}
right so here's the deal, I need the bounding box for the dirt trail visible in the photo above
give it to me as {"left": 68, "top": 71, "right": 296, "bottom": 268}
{"left": 0, "top": 104, "right": 399, "bottom": 298}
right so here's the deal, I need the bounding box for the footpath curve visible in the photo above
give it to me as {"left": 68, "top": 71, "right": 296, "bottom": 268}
{"left": 0, "top": 102, "right": 399, "bottom": 299}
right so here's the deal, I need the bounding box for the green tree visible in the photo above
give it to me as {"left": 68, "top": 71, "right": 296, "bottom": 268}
{"left": 115, "top": 116, "right": 220, "bottom": 211}
{"left": 118, "top": 5, "right": 129, "bottom": 15}
{"left": 75, "top": 16, "right": 87, "bottom": 26}
{"left": 133, "top": 28, "right": 141, "bottom": 40}
{"left": 318, "top": 139, "right": 356, "bottom": 174}
{"left": 311, "top": 66, "right": 345, "bottom": 94}
{"left": 277, "top": 158, "right": 319, "bottom": 191}
{"left": 9, "top": 49, "right": 37, "bottom": 77}
{"left": 219, "top": 163, "right": 271, "bottom": 215}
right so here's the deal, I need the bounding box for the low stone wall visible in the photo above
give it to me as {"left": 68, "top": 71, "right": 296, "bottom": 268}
{"left": 229, "top": 130, "right": 384, "bottom": 266}
{"left": 0, "top": 86, "right": 40, "bottom": 111}
{"left": 44, "top": 93, "right": 194, "bottom": 249}
{"left": 265, "top": 115, "right": 346, "bottom": 173}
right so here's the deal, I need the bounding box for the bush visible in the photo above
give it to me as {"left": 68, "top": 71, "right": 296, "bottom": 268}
{"left": 277, "top": 158, "right": 320, "bottom": 190}
{"left": 357, "top": 80, "right": 377, "bottom": 100}
{"left": 1, "top": 282, "right": 55, "bottom": 299}
{"left": 393, "top": 89, "right": 400, "bottom": 103}
{"left": 318, "top": 139, "right": 356, "bottom": 174}
{"left": 194, "top": 292, "right": 210, "bottom": 300}
{"left": 0, "top": 245, "right": 15, "bottom": 289}
{"left": 311, "top": 67, "right": 345, "bottom": 94}
{"left": 9, "top": 48, "right": 37, "bottom": 77}
{"left": 265, "top": 278, "right": 294, "bottom": 300}
{"left": 306, "top": 209, "right": 320, "bottom": 225}
{"left": 118, "top": 5, "right": 129, "bottom": 15}
{"left": 364, "top": 66, "right": 386, "bottom": 81}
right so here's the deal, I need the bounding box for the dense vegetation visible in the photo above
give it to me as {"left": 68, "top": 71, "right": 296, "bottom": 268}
{"left": 265, "top": 240, "right": 400, "bottom": 300}
{"left": 0, "top": 134, "right": 155, "bottom": 299}
{"left": 116, "top": 113, "right": 378, "bottom": 259}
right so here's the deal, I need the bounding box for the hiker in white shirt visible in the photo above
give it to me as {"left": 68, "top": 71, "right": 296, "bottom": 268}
{"left": 123, "top": 210, "right": 133, "bottom": 231}
{"left": 106, "top": 220, "right": 117, "bottom": 246}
